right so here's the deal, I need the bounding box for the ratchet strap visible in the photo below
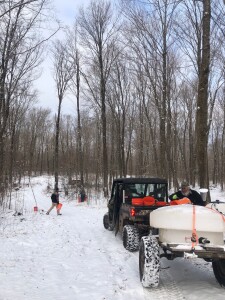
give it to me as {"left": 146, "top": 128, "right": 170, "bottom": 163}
{"left": 191, "top": 205, "right": 198, "bottom": 249}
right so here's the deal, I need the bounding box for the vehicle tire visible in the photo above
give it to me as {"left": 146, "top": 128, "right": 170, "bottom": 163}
{"left": 212, "top": 259, "right": 225, "bottom": 287}
{"left": 122, "top": 225, "right": 140, "bottom": 252}
{"left": 103, "top": 213, "right": 109, "bottom": 229}
{"left": 103, "top": 213, "right": 113, "bottom": 231}
{"left": 139, "top": 236, "right": 160, "bottom": 288}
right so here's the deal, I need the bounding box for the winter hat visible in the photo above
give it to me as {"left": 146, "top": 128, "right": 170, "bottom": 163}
{"left": 180, "top": 181, "right": 189, "bottom": 188}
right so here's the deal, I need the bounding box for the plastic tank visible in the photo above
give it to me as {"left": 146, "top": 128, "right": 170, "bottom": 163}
{"left": 150, "top": 205, "right": 225, "bottom": 245}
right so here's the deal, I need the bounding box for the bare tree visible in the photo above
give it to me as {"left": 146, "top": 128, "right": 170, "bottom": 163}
{"left": 52, "top": 39, "right": 74, "bottom": 190}
{"left": 121, "top": 0, "right": 180, "bottom": 181}
{"left": 77, "top": 0, "right": 120, "bottom": 196}
{"left": 67, "top": 25, "right": 84, "bottom": 186}
{"left": 0, "top": 0, "right": 42, "bottom": 18}
{"left": 8, "top": 87, "right": 37, "bottom": 182}
{"left": 107, "top": 57, "right": 135, "bottom": 177}
{"left": 0, "top": 0, "right": 51, "bottom": 197}
{"left": 194, "top": 0, "right": 211, "bottom": 191}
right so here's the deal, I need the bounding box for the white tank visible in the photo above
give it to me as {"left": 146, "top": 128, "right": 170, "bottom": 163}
{"left": 206, "top": 202, "right": 225, "bottom": 215}
{"left": 150, "top": 205, "right": 225, "bottom": 245}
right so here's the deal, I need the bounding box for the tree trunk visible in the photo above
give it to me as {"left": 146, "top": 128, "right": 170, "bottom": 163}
{"left": 54, "top": 97, "right": 62, "bottom": 189}
{"left": 99, "top": 49, "right": 108, "bottom": 197}
{"left": 76, "top": 53, "right": 84, "bottom": 186}
{"left": 195, "top": 0, "right": 211, "bottom": 190}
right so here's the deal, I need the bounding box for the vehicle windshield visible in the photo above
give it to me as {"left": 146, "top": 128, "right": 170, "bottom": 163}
{"left": 124, "top": 183, "right": 167, "bottom": 202}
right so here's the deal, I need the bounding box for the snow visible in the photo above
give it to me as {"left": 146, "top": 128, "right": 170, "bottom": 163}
{"left": 1, "top": 176, "right": 225, "bottom": 300}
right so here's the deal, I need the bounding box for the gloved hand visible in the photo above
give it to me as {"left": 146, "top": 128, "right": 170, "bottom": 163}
{"left": 172, "top": 194, "right": 178, "bottom": 200}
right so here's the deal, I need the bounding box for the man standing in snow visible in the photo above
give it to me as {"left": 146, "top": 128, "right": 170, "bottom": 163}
{"left": 46, "top": 188, "right": 62, "bottom": 215}
{"left": 169, "top": 181, "right": 205, "bottom": 206}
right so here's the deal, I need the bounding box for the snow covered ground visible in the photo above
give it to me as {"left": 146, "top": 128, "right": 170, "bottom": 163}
{"left": 0, "top": 176, "right": 225, "bottom": 300}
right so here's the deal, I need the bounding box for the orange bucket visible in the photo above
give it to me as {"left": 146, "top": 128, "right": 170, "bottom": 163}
{"left": 170, "top": 197, "right": 191, "bottom": 205}
{"left": 143, "top": 196, "right": 155, "bottom": 206}
{"left": 57, "top": 203, "right": 62, "bottom": 210}
{"left": 132, "top": 198, "right": 144, "bottom": 206}
{"left": 34, "top": 206, "right": 38, "bottom": 212}
{"left": 155, "top": 201, "right": 169, "bottom": 207}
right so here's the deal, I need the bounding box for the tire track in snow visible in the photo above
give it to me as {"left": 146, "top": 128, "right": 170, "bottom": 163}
{"left": 143, "top": 257, "right": 221, "bottom": 300}
{"left": 143, "top": 265, "right": 185, "bottom": 300}
{"left": 100, "top": 229, "right": 185, "bottom": 299}
{"left": 188, "top": 257, "right": 214, "bottom": 275}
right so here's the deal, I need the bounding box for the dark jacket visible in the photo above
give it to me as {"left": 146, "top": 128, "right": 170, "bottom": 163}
{"left": 51, "top": 193, "right": 59, "bottom": 204}
{"left": 169, "top": 189, "right": 205, "bottom": 206}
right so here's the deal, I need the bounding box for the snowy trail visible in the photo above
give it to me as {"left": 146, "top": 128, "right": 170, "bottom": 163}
{"left": 0, "top": 200, "right": 184, "bottom": 300}
{"left": 0, "top": 202, "right": 146, "bottom": 300}
{"left": 1, "top": 178, "right": 225, "bottom": 300}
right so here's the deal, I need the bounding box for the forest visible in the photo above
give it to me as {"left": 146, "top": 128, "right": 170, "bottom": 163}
{"left": 0, "top": 0, "right": 225, "bottom": 205}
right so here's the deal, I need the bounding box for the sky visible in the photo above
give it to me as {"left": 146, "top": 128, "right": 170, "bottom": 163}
{"left": 1, "top": 176, "right": 225, "bottom": 299}
{"left": 35, "top": 0, "right": 92, "bottom": 116}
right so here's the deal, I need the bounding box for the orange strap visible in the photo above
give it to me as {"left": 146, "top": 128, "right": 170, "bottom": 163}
{"left": 205, "top": 205, "right": 225, "bottom": 222}
{"left": 191, "top": 205, "right": 198, "bottom": 248}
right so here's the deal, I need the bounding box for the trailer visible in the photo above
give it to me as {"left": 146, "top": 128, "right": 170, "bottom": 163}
{"left": 139, "top": 202, "right": 225, "bottom": 288}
